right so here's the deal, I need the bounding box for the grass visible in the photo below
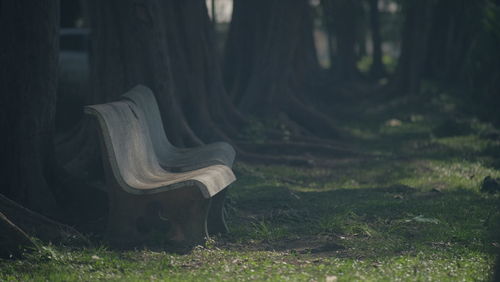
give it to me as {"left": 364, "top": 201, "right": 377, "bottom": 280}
{"left": 1, "top": 90, "right": 499, "bottom": 281}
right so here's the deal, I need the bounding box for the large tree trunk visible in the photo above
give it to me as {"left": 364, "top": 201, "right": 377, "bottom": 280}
{"left": 0, "top": 1, "right": 93, "bottom": 254}
{"left": 0, "top": 0, "right": 60, "bottom": 215}
{"left": 87, "top": 0, "right": 202, "bottom": 147}
{"left": 224, "top": 0, "right": 340, "bottom": 139}
{"left": 161, "top": 0, "right": 245, "bottom": 143}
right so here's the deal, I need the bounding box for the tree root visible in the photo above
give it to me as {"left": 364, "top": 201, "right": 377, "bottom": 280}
{"left": 236, "top": 141, "right": 361, "bottom": 158}
{"left": 237, "top": 149, "right": 316, "bottom": 167}
{"left": 0, "top": 194, "right": 90, "bottom": 247}
{"left": 0, "top": 212, "right": 37, "bottom": 259}
{"left": 283, "top": 96, "right": 346, "bottom": 139}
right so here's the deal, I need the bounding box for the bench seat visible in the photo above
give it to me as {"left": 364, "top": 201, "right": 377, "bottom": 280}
{"left": 85, "top": 100, "right": 235, "bottom": 248}
{"left": 122, "top": 85, "right": 235, "bottom": 172}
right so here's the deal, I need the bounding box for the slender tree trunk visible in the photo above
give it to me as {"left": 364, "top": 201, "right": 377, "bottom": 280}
{"left": 322, "top": 0, "right": 361, "bottom": 81}
{"left": 224, "top": 0, "right": 262, "bottom": 104}
{"left": 389, "top": 0, "right": 436, "bottom": 95}
{"left": 322, "top": 0, "right": 337, "bottom": 73}
{"left": 368, "top": 0, "right": 386, "bottom": 78}
{"left": 0, "top": 0, "right": 60, "bottom": 214}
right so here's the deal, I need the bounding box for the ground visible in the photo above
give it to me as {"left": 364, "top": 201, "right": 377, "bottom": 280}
{"left": 1, "top": 85, "right": 499, "bottom": 281}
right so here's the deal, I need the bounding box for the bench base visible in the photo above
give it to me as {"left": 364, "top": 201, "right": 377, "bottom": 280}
{"left": 105, "top": 186, "right": 211, "bottom": 249}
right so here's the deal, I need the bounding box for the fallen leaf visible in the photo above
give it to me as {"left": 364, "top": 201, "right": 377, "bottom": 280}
{"left": 385, "top": 119, "right": 402, "bottom": 127}
{"left": 326, "top": 275, "right": 338, "bottom": 282}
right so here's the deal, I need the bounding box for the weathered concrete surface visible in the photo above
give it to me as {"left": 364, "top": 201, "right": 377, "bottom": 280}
{"left": 85, "top": 101, "right": 235, "bottom": 197}
{"left": 84, "top": 100, "right": 235, "bottom": 246}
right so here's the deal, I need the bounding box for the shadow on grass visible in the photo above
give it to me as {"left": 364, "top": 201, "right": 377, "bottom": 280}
{"left": 225, "top": 184, "right": 500, "bottom": 260}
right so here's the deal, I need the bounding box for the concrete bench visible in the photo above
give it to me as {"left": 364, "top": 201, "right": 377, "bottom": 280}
{"left": 122, "top": 85, "right": 236, "bottom": 235}
{"left": 84, "top": 100, "right": 236, "bottom": 248}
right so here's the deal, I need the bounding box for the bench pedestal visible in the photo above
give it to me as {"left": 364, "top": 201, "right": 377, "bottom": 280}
{"left": 86, "top": 100, "right": 236, "bottom": 250}
{"left": 106, "top": 185, "right": 210, "bottom": 248}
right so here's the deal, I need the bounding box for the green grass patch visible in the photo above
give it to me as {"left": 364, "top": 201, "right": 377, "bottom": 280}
{"left": 1, "top": 91, "right": 499, "bottom": 281}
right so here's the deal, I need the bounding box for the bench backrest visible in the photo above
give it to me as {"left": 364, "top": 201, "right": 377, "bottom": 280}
{"left": 122, "top": 85, "right": 176, "bottom": 163}
{"left": 121, "top": 85, "right": 236, "bottom": 171}
{"left": 85, "top": 101, "right": 167, "bottom": 193}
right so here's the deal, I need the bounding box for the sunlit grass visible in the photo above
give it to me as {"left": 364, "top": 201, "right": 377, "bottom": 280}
{"left": 0, "top": 245, "right": 494, "bottom": 281}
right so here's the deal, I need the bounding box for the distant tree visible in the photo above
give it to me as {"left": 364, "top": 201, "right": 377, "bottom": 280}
{"left": 387, "top": 0, "right": 495, "bottom": 98}
{"left": 425, "top": 0, "right": 487, "bottom": 81}
{"left": 458, "top": 0, "right": 500, "bottom": 125}
{"left": 368, "top": 0, "right": 386, "bottom": 78}
{"left": 388, "top": 0, "right": 436, "bottom": 95}
{"left": 322, "top": 0, "right": 362, "bottom": 81}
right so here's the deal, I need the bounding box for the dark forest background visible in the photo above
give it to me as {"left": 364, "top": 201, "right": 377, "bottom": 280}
{"left": 0, "top": 0, "right": 499, "bottom": 276}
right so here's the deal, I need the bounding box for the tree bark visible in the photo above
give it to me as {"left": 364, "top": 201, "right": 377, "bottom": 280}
{"left": 161, "top": 0, "right": 245, "bottom": 143}
{"left": 0, "top": 0, "right": 60, "bottom": 215}
{"left": 0, "top": 1, "right": 102, "bottom": 252}
{"left": 224, "top": 0, "right": 340, "bottom": 139}
{"left": 87, "top": 0, "right": 202, "bottom": 147}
